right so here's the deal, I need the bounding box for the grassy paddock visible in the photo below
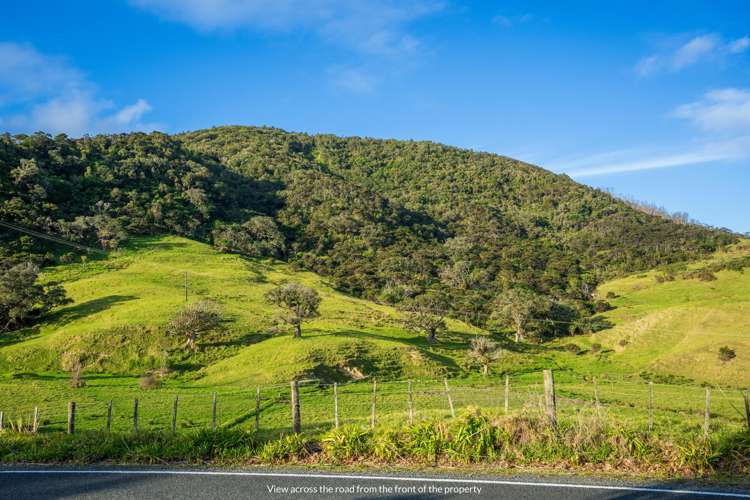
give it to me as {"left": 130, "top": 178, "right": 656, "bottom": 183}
{"left": 0, "top": 409, "right": 748, "bottom": 481}
{"left": 1, "top": 373, "right": 747, "bottom": 441}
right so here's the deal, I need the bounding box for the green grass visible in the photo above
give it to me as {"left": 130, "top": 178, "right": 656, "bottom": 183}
{"left": 572, "top": 241, "right": 750, "bottom": 386}
{"left": 0, "top": 235, "right": 481, "bottom": 381}
{"left": 1, "top": 235, "right": 748, "bottom": 459}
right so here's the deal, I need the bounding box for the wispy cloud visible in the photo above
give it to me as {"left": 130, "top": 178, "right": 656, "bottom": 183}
{"left": 491, "top": 13, "right": 533, "bottom": 28}
{"left": 130, "top": 0, "right": 442, "bottom": 57}
{"left": 0, "top": 42, "right": 159, "bottom": 136}
{"left": 327, "top": 65, "right": 377, "bottom": 93}
{"left": 556, "top": 87, "right": 750, "bottom": 177}
{"left": 673, "top": 88, "right": 750, "bottom": 132}
{"left": 560, "top": 141, "right": 747, "bottom": 177}
{"left": 635, "top": 33, "right": 748, "bottom": 76}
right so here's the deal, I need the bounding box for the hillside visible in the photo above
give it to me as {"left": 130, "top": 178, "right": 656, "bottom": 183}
{"left": 0, "top": 236, "right": 481, "bottom": 383}
{"left": 579, "top": 241, "right": 750, "bottom": 386}
{"left": 1, "top": 129, "right": 736, "bottom": 337}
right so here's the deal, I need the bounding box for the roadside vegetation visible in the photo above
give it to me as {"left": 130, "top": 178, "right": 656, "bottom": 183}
{"left": 0, "top": 409, "right": 747, "bottom": 481}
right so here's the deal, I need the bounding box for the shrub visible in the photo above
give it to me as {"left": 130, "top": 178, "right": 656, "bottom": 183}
{"left": 561, "top": 343, "right": 581, "bottom": 354}
{"left": 590, "top": 343, "right": 602, "bottom": 354}
{"left": 322, "top": 425, "right": 372, "bottom": 461}
{"left": 402, "top": 421, "right": 449, "bottom": 463}
{"left": 593, "top": 300, "right": 613, "bottom": 313}
{"left": 655, "top": 273, "right": 675, "bottom": 283}
{"left": 258, "top": 434, "right": 311, "bottom": 463}
{"left": 372, "top": 430, "right": 402, "bottom": 462}
{"left": 718, "top": 346, "right": 736, "bottom": 362}
{"left": 139, "top": 373, "right": 161, "bottom": 390}
{"left": 618, "top": 338, "right": 629, "bottom": 347}
{"left": 605, "top": 291, "right": 618, "bottom": 299}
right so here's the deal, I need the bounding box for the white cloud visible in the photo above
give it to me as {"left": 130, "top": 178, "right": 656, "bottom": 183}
{"left": 327, "top": 65, "right": 377, "bottom": 93}
{"left": 728, "top": 36, "right": 750, "bottom": 53}
{"left": 130, "top": 0, "right": 442, "bottom": 56}
{"left": 556, "top": 136, "right": 750, "bottom": 180}
{"left": 672, "top": 34, "right": 720, "bottom": 69}
{"left": 673, "top": 88, "right": 750, "bottom": 132}
{"left": 0, "top": 42, "right": 82, "bottom": 103}
{"left": 635, "top": 33, "right": 748, "bottom": 76}
{"left": 0, "top": 42, "right": 159, "bottom": 136}
{"left": 634, "top": 55, "right": 659, "bottom": 77}
{"left": 491, "top": 13, "right": 533, "bottom": 28}
{"left": 112, "top": 98, "right": 153, "bottom": 125}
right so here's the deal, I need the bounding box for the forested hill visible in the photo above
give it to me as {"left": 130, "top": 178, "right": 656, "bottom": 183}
{"left": 0, "top": 127, "right": 736, "bottom": 333}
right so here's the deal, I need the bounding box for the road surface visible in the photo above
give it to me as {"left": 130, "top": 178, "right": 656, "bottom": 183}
{"left": 1, "top": 467, "right": 749, "bottom": 499}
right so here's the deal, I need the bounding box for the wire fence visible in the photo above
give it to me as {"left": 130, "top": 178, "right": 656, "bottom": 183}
{"left": 1, "top": 372, "right": 748, "bottom": 438}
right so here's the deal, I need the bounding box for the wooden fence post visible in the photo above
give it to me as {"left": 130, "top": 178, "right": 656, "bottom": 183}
{"left": 704, "top": 387, "right": 711, "bottom": 438}
{"left": 407, "top": 380, "right": 414, "bottom": 425}
{"left": 133, "top": 399, "right": 139, "bottom": 433}
{"left": 212, "top": 392, "right": 217, "bottom": 432}
{"left": 543, "top": 370, "right": 556, "bottom": 428}
{"left": 0, "top": 411, "right": 4, "bottom": 432}
{"left": 255, "top": 387, "right": 261, "bottom": 432}
{"left": 743, "top": 389, "right": 750, "bottom": 430}
{"left": 648, "top": 382, "right": 654, "bottom": 433}
{"left": 32, "top": 406, "right": 39, "bottom": 433}
{"left": 444, "top": 379, "right": 455, "bottom": 418}
{"left": 593, "top": 377, "right": 601, "bottom": 417}
{"left": 67, "top": 401, "right": 76, "bottom": 434}
{"left": 504, "top": 375, "right": 510, "bottom": 415}
{"left": 371, "top": 379, "right": 377, "bottom": 429}
{"left": 333, "top": 383, "right": 339, "bottom": 429}
{"left": 106, "top": 400, "right": 112, "bottom": 432}
{"left": 291, "top": 380, "right": 300, "bottom": 433}
{"left": 172, "top": 396, "right": 179, "bottom": 433}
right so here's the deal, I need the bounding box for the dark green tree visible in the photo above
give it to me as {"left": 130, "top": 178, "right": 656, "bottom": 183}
{"left": 491, "top": 288, "right": 553, "bottom": 343}
{"left": 0, "top": 261, "right": 70, "bottom": 332}
{"left": 264, "top": 282, "right": 321, "bottom": 338}
{"left": 167, "top": 300, "right": 222, "bottom": 352}
{"left": 400, "top": 291, "right": 449, "bottom": 344}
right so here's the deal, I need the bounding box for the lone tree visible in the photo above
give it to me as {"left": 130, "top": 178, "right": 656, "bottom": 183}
{"left": 264, "top": 283, "right": 321, "bottom": 338}
{"left": 167, "top": 300, "right": 222, "bottom": 352}
{"left": 468, "top": 336, "right": 501, "bottom": 376}
{"left": 400, "top": 292, "right": 449, "bottom": 344}
{"left": 0, "top": 261, "right": 70, "bottom": 332}
{"left": 492, "top": 288, "right": 551, "bottom": 343}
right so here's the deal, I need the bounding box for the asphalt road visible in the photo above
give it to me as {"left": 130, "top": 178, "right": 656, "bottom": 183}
{"left": 1, "top": 468, "right": 749, "bottom": 500}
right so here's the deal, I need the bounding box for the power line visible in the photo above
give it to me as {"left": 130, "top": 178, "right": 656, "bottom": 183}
{"left": 0, "top": 220, "right": 107, "bottom": 255}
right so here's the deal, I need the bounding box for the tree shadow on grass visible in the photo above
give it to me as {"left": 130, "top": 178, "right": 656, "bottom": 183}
{"left": 123, "top": 237, "right": 190, "bottom": 253}
{"left": 328, "top": 329, "right": 463, "bottom": 373}
{"left": 200, "top": 331, "right": 268, "bottom": 348}
{"left": 43, "top": 295, "right": 138, "bottom": 329}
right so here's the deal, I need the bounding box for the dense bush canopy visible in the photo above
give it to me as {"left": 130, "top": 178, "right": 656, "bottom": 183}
{"left": 0, "top": 127, "right": 736, "bottom": 337}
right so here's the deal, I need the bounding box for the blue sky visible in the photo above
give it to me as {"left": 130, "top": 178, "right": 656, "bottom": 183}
{"left": 1, "top": 1, "right": 748, "bottom": 233}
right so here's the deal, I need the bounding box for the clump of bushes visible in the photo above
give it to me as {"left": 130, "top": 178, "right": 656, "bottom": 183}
{"left": 655, "top": 273, "right": 676, "bottom": 283}
{"left": 593, "top": 300, "right": 613, "bottom": 313}
{"left": 718, "top": 346, "right": 736, "bottom": 363}
{"left": 139, "top": 373, "right": 162, "bottom": 390}
{"left": 561, "top": 343, "right": 582, "bottom": 354}
{"left": 590, "top": 343, "right": 602, "bottom": 354}
{"left": 682, "top": 269, "right": 718, "bottom": 282}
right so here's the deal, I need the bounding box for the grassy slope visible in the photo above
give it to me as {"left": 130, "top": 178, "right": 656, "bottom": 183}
{"left": 1, "top": 236, "right": 746, "bottom": 388}
{"left": 0, "top": 236, "right": 481, "bottom": 383}
{"left": 559, "top": 242, "right": 750, "bottom": 386}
